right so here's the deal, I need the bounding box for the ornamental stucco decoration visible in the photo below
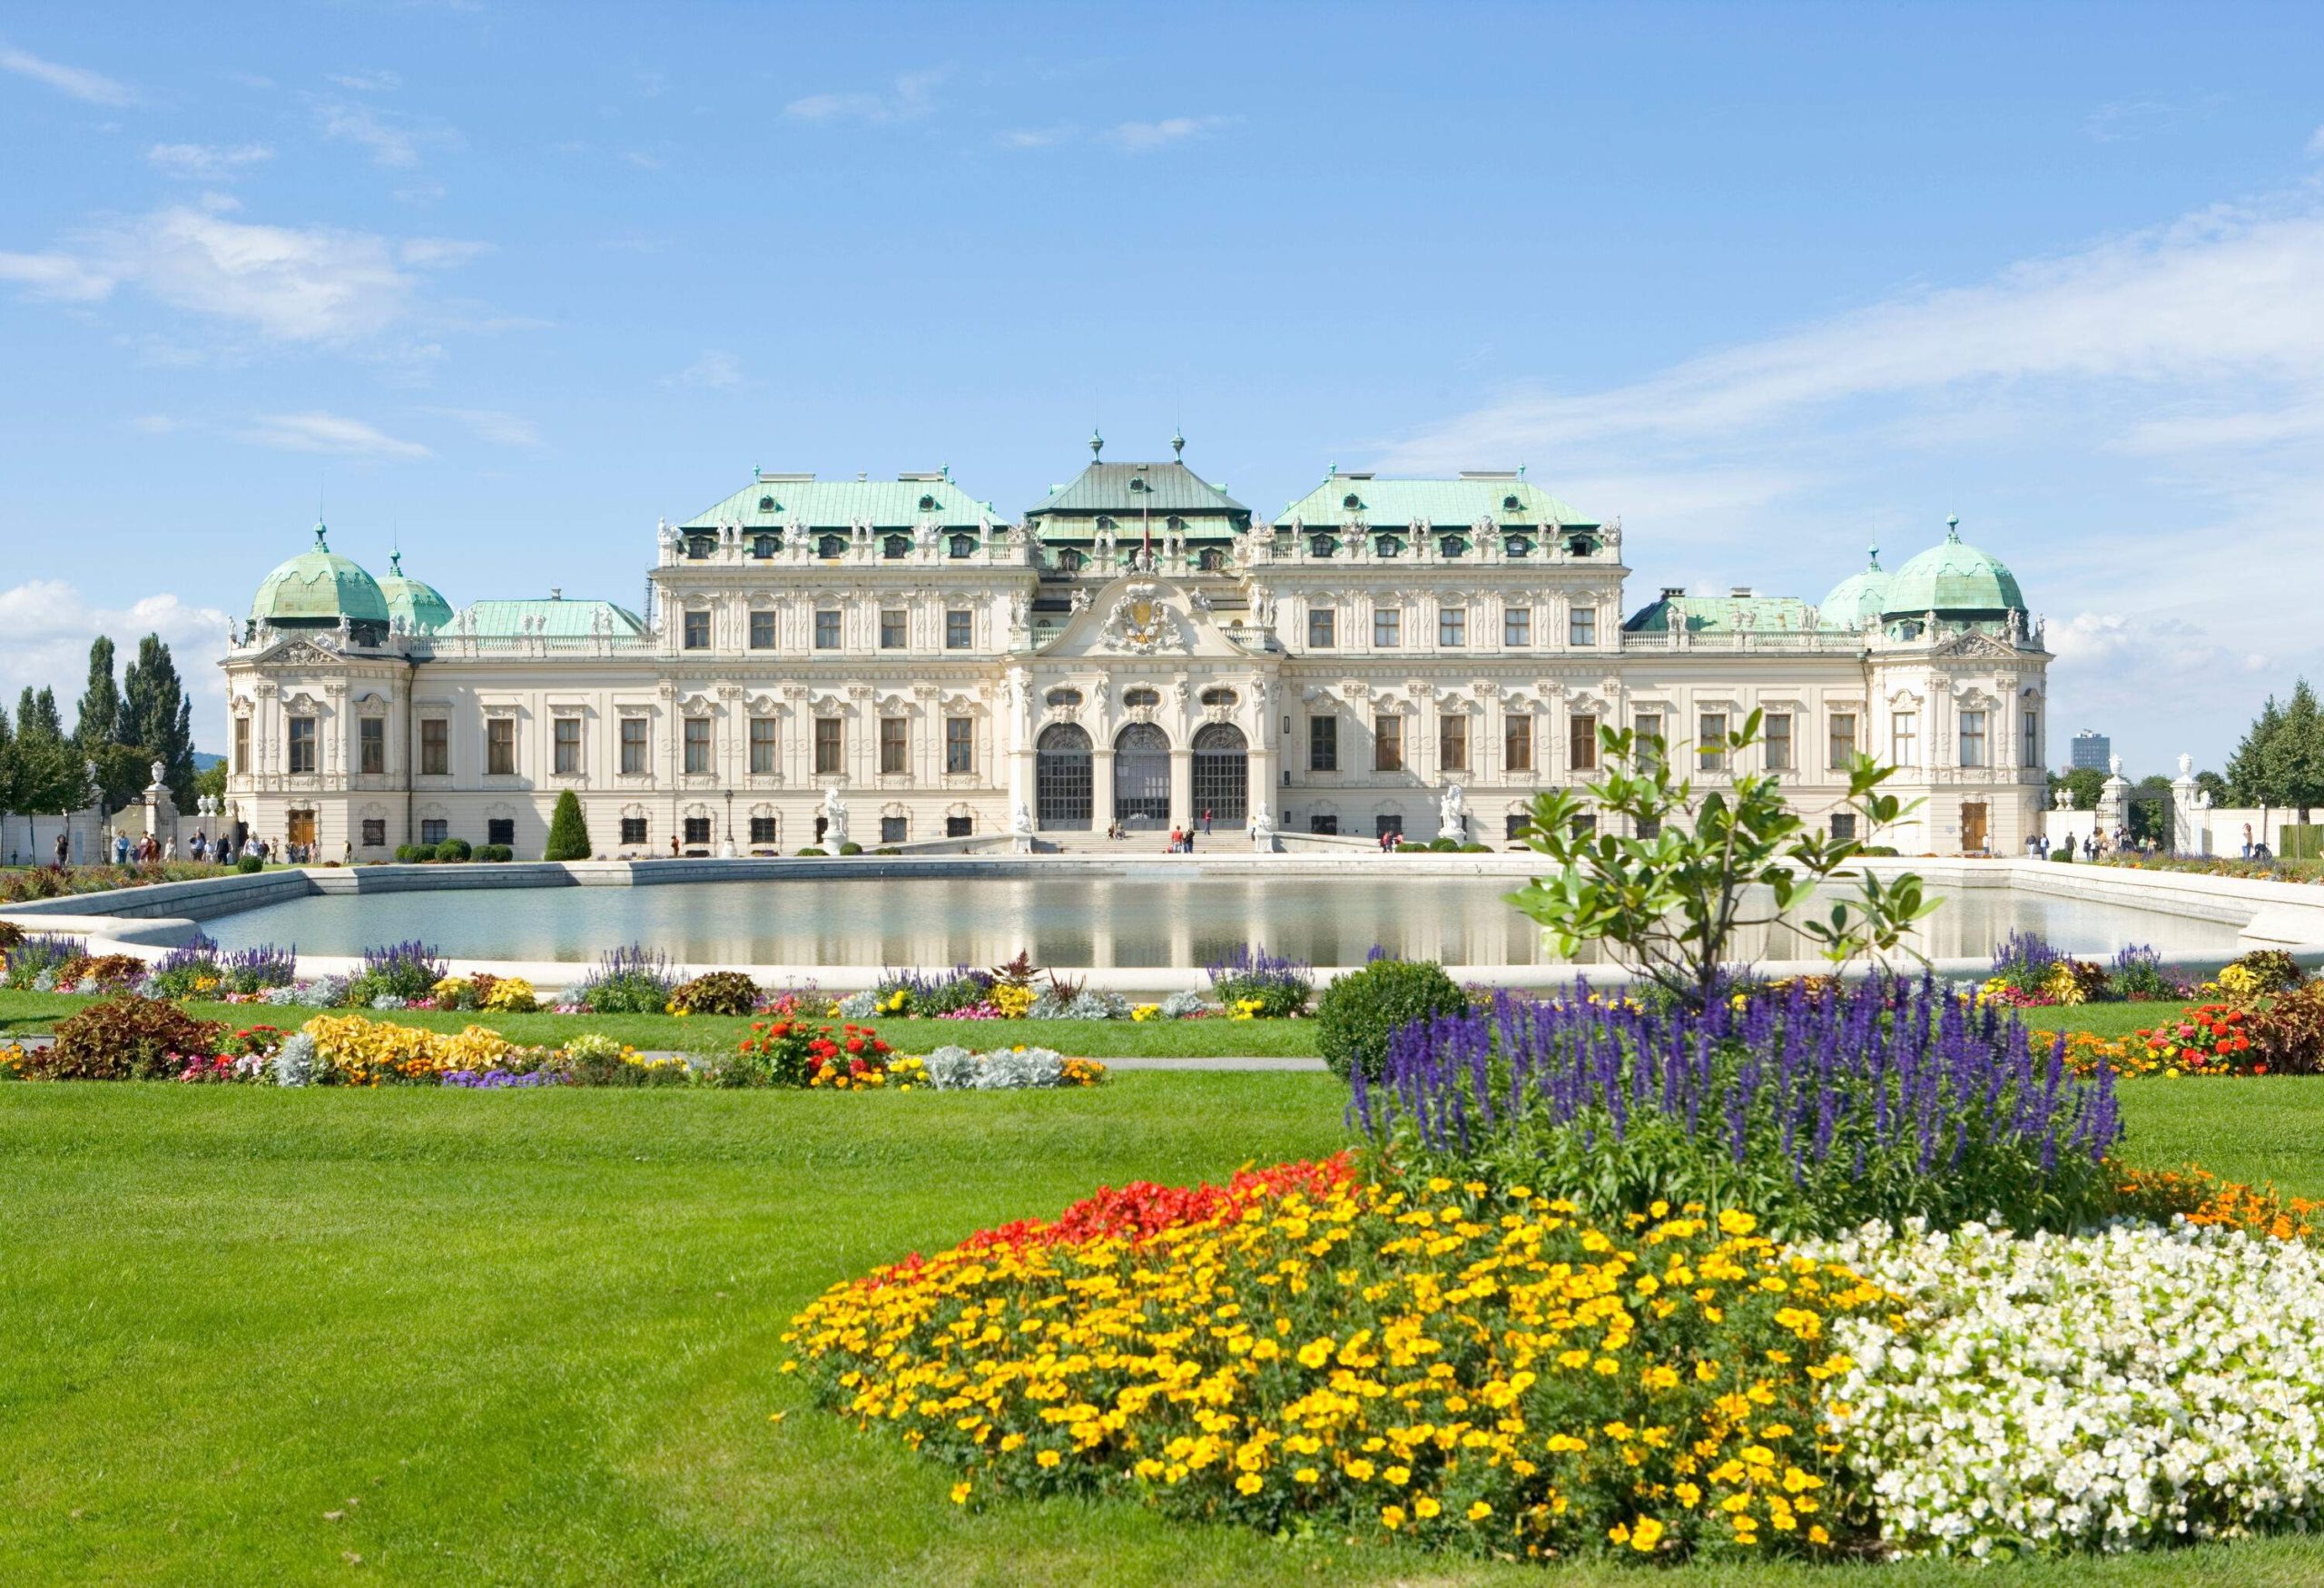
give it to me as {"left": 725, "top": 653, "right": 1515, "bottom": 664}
{"left": 1098, "top": 583, "right": 1187, "bottom": 656}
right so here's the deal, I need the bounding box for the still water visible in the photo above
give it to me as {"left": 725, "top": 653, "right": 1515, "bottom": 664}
{"left": 195, "top": 873, "right": 2249, "bottom": 969}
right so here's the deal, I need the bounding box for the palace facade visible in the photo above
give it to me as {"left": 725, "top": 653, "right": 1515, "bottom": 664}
{"left": 222, "top": 437, "right": 2053, "bottom": 858}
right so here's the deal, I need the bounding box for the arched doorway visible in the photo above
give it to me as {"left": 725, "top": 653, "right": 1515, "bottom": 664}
{"left": 1191, "top": 723, "right": 1248, "bottom": 824}
{"left": 1114, "top": 723, "right": 1171, "bottom": 827}
{"left": 1037, "top": 723, "right": 1093, "bottom": 828}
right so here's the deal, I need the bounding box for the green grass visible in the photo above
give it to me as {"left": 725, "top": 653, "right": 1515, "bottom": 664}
{"left": 7, "top": 1073, "right": 2324, "bottom": 1585}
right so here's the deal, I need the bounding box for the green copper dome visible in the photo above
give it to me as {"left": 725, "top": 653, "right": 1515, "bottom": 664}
{"left": 1880, "top": 517, "right": 2026, "bottom": 620}
{"left": 1817, "top": 546, "right": 1890, "bottom": 629}
{"left": 377, "top": 549, "right": 453, "bottom": 634}
{"left": 251, "top": 524, "right": 390, "bottom": 628}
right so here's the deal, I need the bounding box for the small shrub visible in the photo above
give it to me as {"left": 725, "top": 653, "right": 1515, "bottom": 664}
{"left": 544, "top": 789, "right": 591, "bottom": 863}
{"left": 236, "top": 853, "right": 263, "bottom": 873}
{"left": 476, "top": 843, "right": 513, "bottom": 863}
{"left": 2226, "top": 948, "right": 2306, "bottom": 994}
{"left": 2243, "top": 983, "right": 2324, "bottom": 1075}
{"left": 872, "top": 845, "right": 901, "bottom": 855}
{"left": 1315, "top": 956, "right": 1467, "bottom": 1080}
{"left": 433, "top": 838, "right": 472, "bottom": 863}
{"left": 394, "top": 844, "right": 423, "bottom": 863}
{"left": 668, "top": 971, "right": 761, "bottom": 1017}
{"left": 1205, "top": 943, "right": 1313, "bottom": 1019}
{"left": 36, "top": 994, "right": 225, "bottom": 1080}
{"left": 838, "top": 841, "right": 863, "bottom": 856}
{"left": 55, "top": 952, "right": 147, "bottom": 992}
{"left": 795, "top": 846, "right": 827, "bottom": 857}
{"left": 0, "top": 921, "right": 22, "bottom": 952}
{"left": 1428, "top": 835, "right": 1459, "bottom": 852}
{"left": 572, "top": 943, "right": 677, "bottom": 1014}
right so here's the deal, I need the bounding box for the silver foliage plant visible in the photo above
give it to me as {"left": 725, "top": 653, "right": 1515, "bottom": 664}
{"left": 921, "top": 1044, "right": 1069, "bottom": 1090}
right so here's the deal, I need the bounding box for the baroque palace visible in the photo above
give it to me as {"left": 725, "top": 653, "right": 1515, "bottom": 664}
{"left": 222, "top": 435, "right": 2053, "bottom": 858}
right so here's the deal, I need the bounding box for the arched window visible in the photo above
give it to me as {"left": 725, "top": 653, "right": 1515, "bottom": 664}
{"left": 882, "top": 535, "right": 910, "bottom": 559}
{"left": 1113, "top": 722, "right": 1170, "bottom": 824}
{"left": 1197, "top": 546, "right": 1225, "bottom": 572}
{"left": 948, "top": 534, "right": 975, "bottom": 558}
{"left": 918, "top": 494, "right": 939, "bottom": 511}
{"left": 817, "top": 534, "right": 845, "bottom": 559}
{"left": 1309, "top": 534, "right": 1336, "bottom": 559}
{"left": 1190, "top": 722, "right": 1248, "bottom": 822}
{"left": 1036, "top": 723, "right": 1093, "bottom": 830}
{"left": 1502, "top": 494, "right": 1521, "bottom": 513}
{"left": 1342, "top": 492, "right": 1363, "bottom": 511}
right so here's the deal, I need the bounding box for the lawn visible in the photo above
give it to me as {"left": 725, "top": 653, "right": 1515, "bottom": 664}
{"left": 0, "top": 988, "right": 2199, "bottom": 1060}
{"left": 5, "top": 1072, "right": 2324, "bottom": 1586}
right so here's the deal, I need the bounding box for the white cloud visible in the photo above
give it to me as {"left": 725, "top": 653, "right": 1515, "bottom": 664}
{"left": 2309, "top": 125, "right": 2324, "bottom": 159}
{"left": 245, "top": 411, "right": 430, "bottom": 459}
{"left": 0, "top": 205, "right": 485, "bottom": 344}
{"left": 328, "top": 68, "right": 401, "bottom": 93}
{"left": 129, "top": 413, "right": 182, "bottom": 434}
{"left": 1105, "top": 115, "right": 1233, "bottom": 153}
{"left": 670, "top": 350, "right": 743, "bottom": 390}
{"left": 426, "top": 406, "right": 540, "bottom": 448}
{"left": 998, "top": 126, "right": 1071, "bottom": 150}
{"left": 0, "top": 43, "right": 134, "bottom": 105}
{"left": 784, "top": 66, "right": 945, "bottom": 123}
{"left": 310, "top": 96, "right": 459, "bottom": 168}
{"left": 0, "top": 581, "right": 234, "bottom": 751}
{"left": 147, "top": 143, "right": 273, "bottom": 181}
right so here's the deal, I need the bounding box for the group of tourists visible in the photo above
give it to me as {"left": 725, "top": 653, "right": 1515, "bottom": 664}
{"left": 2024, "top": 827, "right": 2162, "bottom": 863}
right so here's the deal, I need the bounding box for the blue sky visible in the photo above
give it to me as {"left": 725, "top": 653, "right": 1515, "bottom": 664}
{"left": 4, "top": 2, "right": 2322, "bottom": 771}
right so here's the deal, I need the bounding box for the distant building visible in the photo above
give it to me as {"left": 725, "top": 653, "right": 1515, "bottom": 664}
{"left": 2070, "top": 730, "right": 2112, "bottom": 773}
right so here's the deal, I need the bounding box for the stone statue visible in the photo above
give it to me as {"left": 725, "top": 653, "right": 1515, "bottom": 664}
{"left": 1069, "top": 587, "right": 1091, "bottom": 614}
{"left": 2109, "top": 753, "right": 2124, "bottom": 779}
{"left": 2177, "top": 752, "right": 2193, "bottom": 780}
{"left": 1010, "top": 802, "right": 1036, "bottom": 853}
{"left": 821, "top": 784, "right": 850, "bottom": 850}
{"left": 1009, "top": 592, "right": 1030, "bottom": 631}
{"left": 149, "top": 759, "right": 167, "bottom": 791}
{"left": 1248, "top": 802, "right": 1277, "bottom": 853}
{"left": 1437, "top": 782, "right": 1468, "bottom": 843}
{"left": 658, "top": 518, "right": 679, "bottom": 552}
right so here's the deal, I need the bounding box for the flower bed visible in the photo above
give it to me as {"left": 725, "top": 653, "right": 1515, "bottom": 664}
{"left": 919, "top": 1044, "right": 1105, "bottom": 1090}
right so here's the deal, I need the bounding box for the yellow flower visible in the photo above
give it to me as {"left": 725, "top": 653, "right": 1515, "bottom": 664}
{"left": 1413, "top": 1495, "right": 1441, "bottom": 1519}
{"left": 1381, "top": 1504, "right": 1406, "bottom": 1531}
{"left": 1465, "top": 1500, "right": 1492, "bottom": 1521}
{"left": 1294, "top": 1466, "right": 1318, "bottom": 1484}
{"left": 1235, "top": 1473, "right": 1262, "bottom": 1495}
{"left": 1036, "top": 1449, "right": 1062, "bottom": 1468}
{"left": 950, "top": 1481, "right": 971, "bottom": 1504}
{"left": 1630, "top": 1515, "right": 1665, "bottom": 1552}
{"left": 1295, "top": 1338, "right": 1334, "bottom": 1369}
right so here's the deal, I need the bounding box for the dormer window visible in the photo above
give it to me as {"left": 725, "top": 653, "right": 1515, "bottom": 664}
{"left": 1565, "top": 531, "right": 1600, "bottom": 557}
{"left": 751, "top": 534, "right": 778, "bottom": 558}
{"left": 684, "top": 535, "right": 714, "bottom": 559}
{"left": 882, "top": 535, "right": 910, "bottom": 559}
{"left": 1310, "top": 534, "right": 1336, "bottom": 558}
{"left": 918, "top": 494, "right": 938, "bottom": 510}
{"left": 817, "top": 534, "right": 845, "bottom": 559}
{"left": 1342, "top": 492, "right": 1362, "bottom": 511}
{"left": 1374, "top": 535, "right": 1403, "bottom": 558}
{"left": 1502, "top": 494, "right": 1521, "bottom": 512}
{"left": 1095, "top": 516, "right": 1115, "bottom": 531}
{"left": 1059, "top": 547, "right": 1086, "bottom": 572}
{"left": 1504, "top": 536, "right": 1531, "bottom": 557}
{"left": 1440, "top": 536, "right": 1467, "bottom": 558}
{"left": 948, "top": 534, "right": 975, "bottom": 558}
{"left": 1166, "top": 516, "right": 1183, "bottom": 531}
{"left": 1197, "top": 546, "right": 1225, "bottom": 571}
{"left": 758, "top": 495, "right": 776, "bottom": 511}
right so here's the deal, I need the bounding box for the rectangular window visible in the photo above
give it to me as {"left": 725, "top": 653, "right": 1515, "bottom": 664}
{"left": 1636, "top": 814, "right": 1661, "bottom": 840}
{"left": 879, "top": 609, "right": 907, "bottom": 650}
{"left": 683, "top": 609, "right": 710, "bottom": 650}
{"left": 1309, "top": 715, "right": 1338, "bottom": 773}
{"left": 2024, "top": 710, "right": 2039, "bottom": 767}
{"left": 1891, "top": 712, "right": 1919, "bottom": 768}
{"left": 1504, "top": 714, "right": 1533, "bottom": 773}
{"left": 1569, "top": 607, "right": 1598, "bottom": 646}
{"left": 1698, "top": 713, "right": 1728, "bottom": 773}
{"left": 945, "top": 609, "right": 972, "bottom": 650}
{"left": 360, "top": 818, "right": 386, "bottom": 847}
{"left": 359, "top": 716, "right": 385, "bottom": 775}
{"left": 1307, "top": 607, "right": 1336, "bottom": 648}
{"left": 749, "top": 816, "right": 778, "bottom": 845}
{"left": 683, "top": 816, "right": 711, "bottom": 847}
{"left": 880, "top": 717, "right": 909, "bottom": 775}
{"left": 1375, "top": 814, "right": 1403, "bottom": 839}
{"left": 486, "top": 718, "right": 516, "bottom": 776}
{"left": 420, "top": 818, "right": 448, "bottom": 846}
{"left": 487, "top": 817, "right": 515, "bottom": 847}
{"left": 683, "top": 716, "right": 710, "bottom": 775}
{"left": 946, "top": 814, "right": 973, "bottom": 837}
{"left": 1309, "top": 814, "right": 1340, "bottom": 834}
{"left": 1829, "top": 712, "right": 1858, "bottom": 771}
{"left": 1633, "top": 713, "right": 1662, "bottom": 766}
{"left": 1503, "top": 607, "right": 1531, "bottom": 646}
{"left": 1373, "top": 607, "right": 1401, "bottom": 648}
{"left": 1437, "top": 605, "right": 1467, "bottom": 647}
{"left": 1830, "top": 813, "right": 1858, "bottom": 843}
{"left": 553, "top": 717, "right": 581, "bottom": 775}
{"left": 813, "top": 609, "right": 841, "bottom": 650}
{"left": 1439, "top": 714, "right": 1468, "bottom": 774}
{"left": 619, "top": 717, "right": 647, "bottom": 775}
{"left": 287, "top": 715, "right": 317, "bottom": 774}
{"left": 749, "top": 717, "right": 778, "bottom": 775}
{"left": 1571, "top": 813, "right": 1599, "bottom": 839}
{"left": 1569, "top": 714, "right": 1599, "bottom": 774}
{"left": 1960, "top": 709, "right": 1988, "bottom": 768}
{"left": 233, "top": 715, "right": 251, "bottom": 774}
{"left": 749, "top": 610, "right": 776, "bottom": 650}
{"left": 1374, "top": 714, "right": 1403, "bottom": 772}
{"left": 813, "top": 717, "right": 842, "bottom": 775}
{"left": 619, "top": 816, "right": 647, "bottom": 845}
{"left": 880, "top": 815, "right": 908, "bottom": 844}
{"left": 1765, "top": 712, "right": 1793, "bottom": 773}
{"left": 945, "top": 716, "right": 973, "bottom": 774}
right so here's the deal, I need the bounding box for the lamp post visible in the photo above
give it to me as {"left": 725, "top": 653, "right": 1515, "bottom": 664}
{"left": 84, "top": 757, "right": 101, "bottom": 867}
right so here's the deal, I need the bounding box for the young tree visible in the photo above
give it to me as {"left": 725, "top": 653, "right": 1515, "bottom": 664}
{"left": 193, "top": 758, "right": 228, "bottom": 805}
{"left": 73, "top": 636, "right": 122, "bottom": 751}
{"left": 543, "top": 789, "right": 592, "bottom": 861}
{"left": 122, "top": 634, "right": 197, "bottom": 806}
{"left": 1507, "top": 712, "right": 1935, "bottom": 1011}
{"left": 9, "top": 688, "right": 86, "bottom": 815}
{"left": 2263, "top": 679, "right": 2324, "bottom": 824}
{"left": 2228, "top": 692, "right": 2288, "bottom": 805}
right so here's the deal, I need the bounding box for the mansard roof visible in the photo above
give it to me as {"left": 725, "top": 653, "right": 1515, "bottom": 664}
{"left": 678, "top": 471, "right": 999, "bottom": 532}
{"left": 457, "top": 597, "right": 648, "bottom": 638}
{"left": 1026, "top": 460, "right": 1249, "bottom": 526}
{"left": 1623, "top": 592, "right": 1822, "bottom": 635}
{"left": 1275, "top": 470, "right": 1593, "bottom": 529}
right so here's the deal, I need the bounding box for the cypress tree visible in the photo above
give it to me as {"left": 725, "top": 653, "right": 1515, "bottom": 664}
{"left": 544, "top": 789, "right": 592, "bottom": 861}
{"left": 0, "top": 695, "right": 14, "bottom": 815}
{"left": 123, "top": 634, "right": 197, "bottom": 806}
{"left": 2267, "top": 679, "right": 2324, "bottom": 826}
{"left": 73, "top": 636, "right": 122, "bottom": 750}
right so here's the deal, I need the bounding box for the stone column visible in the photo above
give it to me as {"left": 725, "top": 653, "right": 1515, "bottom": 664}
{"left": 2169, "top": 753, "right": 2206, "bottom": 855}
{"left": 1091, "top": 748, "right": 1116, "bottom": 828}
{"left": 2096, "top": 754, "right": 2131, "bottom": 843}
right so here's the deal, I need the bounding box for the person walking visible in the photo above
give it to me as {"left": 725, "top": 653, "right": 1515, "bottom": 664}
{"left": 54, "top": 830, "right": 70, "bottom": 869}
{"left": 2243, "top": 822, "right": 2255, "bottom": 860}
{"left": 1202, "top": 806, "right": 1213, "bottom": 836}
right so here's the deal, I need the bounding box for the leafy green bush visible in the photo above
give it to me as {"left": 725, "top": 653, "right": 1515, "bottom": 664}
{"left": 544, "top": 789, "right": 591, "bottom": 862}
{"left": 1315, "top": 957, "right": 1467, "bottom": 1080}
{"left": 839, "top": 841, "right": 864, "bottom": 855}
{"left": 475, "top": 843, "right": 512, "bottom": 863}
{"left": 35, "top": 994, "right": 226, "bottom": 1080}
{"left": 668, "top": 971, "right": 760, "bottom": 1016}
{"left": 795, "top": 846, "right": 826, "bottom": 857}
{"left": 2227, "top": 948, "right": 2306, "bottom": 994}
{"left": 393, "top": 843, "right": 425, "bottom": 863}
{"left": 236, "top": 853, "right": 262, "bottom": 873}
{"left": 433, "top": 838, "right": 471, "bottom": 863}
{"left": 1428, "top": 836, "right": 1459, "bottom": 852}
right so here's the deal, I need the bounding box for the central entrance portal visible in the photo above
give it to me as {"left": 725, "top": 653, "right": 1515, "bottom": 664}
{"left": 1114, "top": 723, "right": 1171, "bottom": 827}
{"left": 1036, "top": 724, "right": 1093, "bottom": 829}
